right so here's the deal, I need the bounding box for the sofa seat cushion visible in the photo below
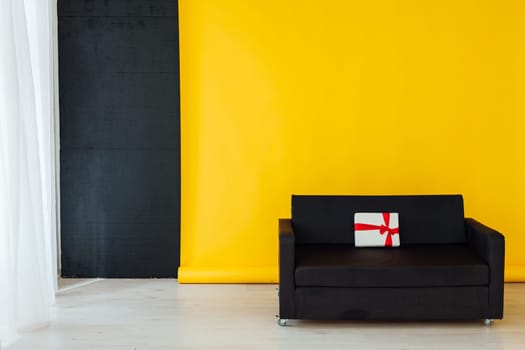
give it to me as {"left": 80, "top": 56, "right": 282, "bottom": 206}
{"left": 295, "top": 244, "right": 488, "bottom": 287}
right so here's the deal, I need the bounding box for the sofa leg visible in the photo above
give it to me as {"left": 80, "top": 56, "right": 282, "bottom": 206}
{"left": 483, "top": 319, "right": 493, "bottom": 326}
{"left": 277, "top": 318, "right": 288, "bottom": 327}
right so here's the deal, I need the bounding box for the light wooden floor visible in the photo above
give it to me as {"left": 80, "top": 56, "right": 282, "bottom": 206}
{"left": 6, "top": 280, "right": 525, "bottom": 349}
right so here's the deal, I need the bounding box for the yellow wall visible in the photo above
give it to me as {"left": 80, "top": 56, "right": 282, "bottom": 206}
{"left": 178, "top": 0, "right": 525, "bottom": 283}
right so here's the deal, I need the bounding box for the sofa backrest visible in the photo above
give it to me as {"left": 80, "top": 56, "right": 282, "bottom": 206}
{"left": 291, "top": 195, "right": 466, "bottom": 245}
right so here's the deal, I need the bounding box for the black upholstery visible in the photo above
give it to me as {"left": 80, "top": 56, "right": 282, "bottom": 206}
{"left": 278, "top": 195, "right": 505, "bottom": 322}
{"left": 465, "top": 218, "right": 505, "bottom": 319}
{"left": 295, "top": 244, "right": 489, "bottom": 287}
{"left": 278, "top": 219, "right": 295, "bottom": 318}
{"left": 292, "top": 195, "right": 466, "bottom": 244}
{"left": 294, "top": 287, "right": 489, "bottom": 320}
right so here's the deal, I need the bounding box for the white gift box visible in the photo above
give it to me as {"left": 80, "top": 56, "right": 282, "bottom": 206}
{"left": 354, "top": 212, "right": 400, "bottom": 247}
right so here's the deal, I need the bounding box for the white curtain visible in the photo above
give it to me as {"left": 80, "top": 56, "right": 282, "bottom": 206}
{"left": 0, "top": 0, "right": 58, "bottom": 346}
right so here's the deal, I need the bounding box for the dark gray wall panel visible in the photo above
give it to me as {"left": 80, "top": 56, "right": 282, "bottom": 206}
{"left": 59, "top": 0, "right": 180, "bottom": 277}
{"left": 58, "top": 0, "right": 178, "bottom": 17}
{"left": 58, "top": 17, "right": 179, "bottom": 74}
{"left": 59, "top": 72, "right": 179, "bottom": 149}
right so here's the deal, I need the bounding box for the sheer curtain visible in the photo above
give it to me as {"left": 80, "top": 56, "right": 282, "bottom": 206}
{"left": 0, "top": 0, "right": 58, "bottom": 346}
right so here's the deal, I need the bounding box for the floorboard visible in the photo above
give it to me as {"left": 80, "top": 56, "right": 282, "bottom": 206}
{"left": 6, "top": 280, "right": 525, "bottom": 349}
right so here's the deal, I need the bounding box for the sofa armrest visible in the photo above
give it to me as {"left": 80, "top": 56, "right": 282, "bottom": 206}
{"left": 279, "top": 218, "right": 295, "bottom": 318}
{"left": 465, "top": 218, "right": 505, "bottom": 319}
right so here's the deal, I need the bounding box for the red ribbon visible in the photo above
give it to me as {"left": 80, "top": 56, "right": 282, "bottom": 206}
{"left": 354, "top": 212, "right": 399, "bottom": 247}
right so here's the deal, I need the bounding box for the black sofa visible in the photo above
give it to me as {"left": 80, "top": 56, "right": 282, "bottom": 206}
{"left": 278, "top": 195, "right": 505, "bottom": 326}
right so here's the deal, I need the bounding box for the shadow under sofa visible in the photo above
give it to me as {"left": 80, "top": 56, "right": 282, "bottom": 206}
{"left": 278, "top": 195, "right": 505, "bottom": 325}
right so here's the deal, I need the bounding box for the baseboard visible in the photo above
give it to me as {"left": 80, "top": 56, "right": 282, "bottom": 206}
{"left": 178, "top": 265, "right": 525, "bottom": 283}
{"left": 178, "top": 266, "right": 278, "bottom": 283}
{"left": 505, "top": 265, "right": 525, "bottom": 282}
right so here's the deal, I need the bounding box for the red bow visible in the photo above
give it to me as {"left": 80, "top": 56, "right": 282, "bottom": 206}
{"left": 354, "top": 213, "right": 399, "bottom": 247}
